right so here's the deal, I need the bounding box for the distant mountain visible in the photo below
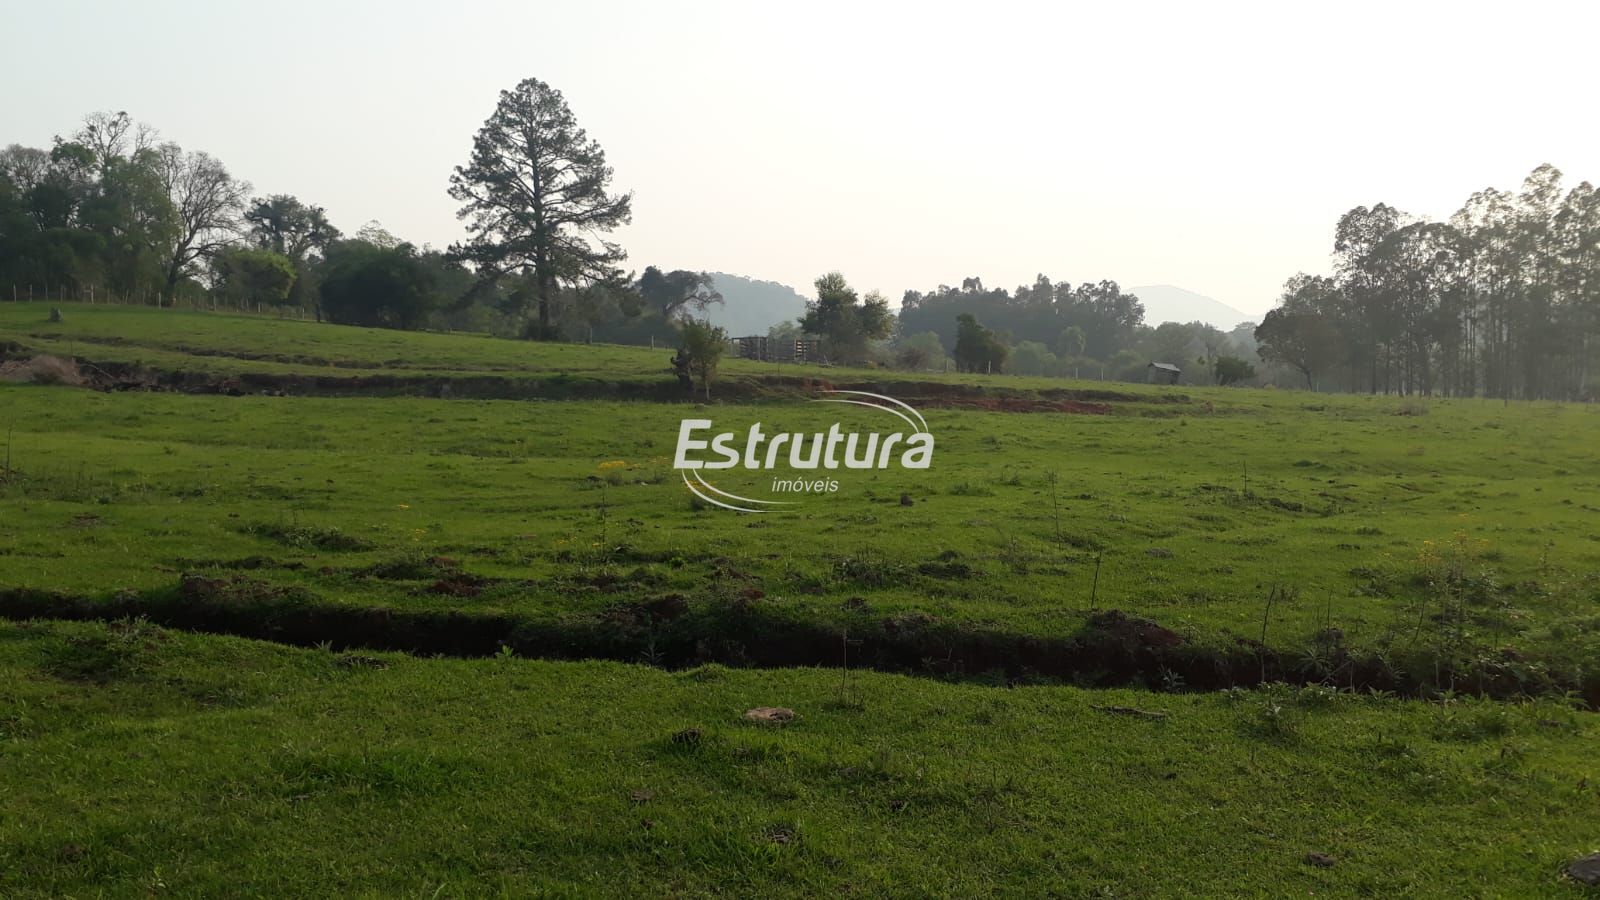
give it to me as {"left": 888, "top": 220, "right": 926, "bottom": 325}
{"left": 699, "top": 276, "right": 1255, "bottom": 334}
{"left": 1129, "top": 285, "right": 1255, "bottom": 329}
{"left": 704, "top": 273, "right": 809, "bottom": 337}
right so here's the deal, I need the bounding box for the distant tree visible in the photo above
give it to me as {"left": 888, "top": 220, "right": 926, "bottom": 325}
{"left": 0, "top": 145, "right": 52, "bottom": 200}
{"left": 245, "top": 195, "right": 340, "bottom": 260}
{"left": 639, "top": 266, "right": 722, "bottom": 320}
{"left": 900, "top": 277, "right": 1143, "bottom": 360}
{"left": 1145, "top": 321, "right": 1198, "bottom": 366}
{"left": 896, "top": 331, "right": 947, "bottom": 371}
{"left": 895, "top": 343, "right": 930, "bottom": 371}
{"left": 767, "top": 320, "right": 803, "bottom": 343}
{"left": 1255, "top": 275, "right": 1345, "bottom": 389}
{"left": 1056, "top": 325, "right": 1086, "bottom": 358}
{"left": 1213, "top": 355, "right": 1256, "bottom": 386}
{"left": 213, "top": 246, "right": 296, "bottom": 308}
{"left": 1063, "top": 281, "right": 1146, "bottom": 359}
{"left": 77, "top": 148, "right": 175, "bottom": 295}
{"left": 953, "top": 313, "right": 1007, "bottom": 373}
{"left": 154, "top": 142, "right": 248, "bottom": 303}
{"left": 1010, "top": 340, "right": 1057, "bottom": 376}
{"left": 679, "top": 319, "right": 728, "bottom": 400}
{"left": 1107, "top": 348, "right": 1146, "bottom": 381}
{"left": 568, "top": 278, "right": 638, "bottom": 342}
{"left": 32, "top": 142, "right": 97, "bottom": 230}
{"left": 244, "top": 195, "right": 340, "bottom": 311}
{"left": 450, "top": 77, "right": 632, "bottom": 339}
{"left": 356, "top": 220, "right": 401, "bottom": 249}
{"left": 800, "top": 272, "right": 892, "bottom": 364}
{"left": 1227, "top": 320, "right": 1260, "bottom": 358}
{"left": 69, "top": 111, "right": 158, "bottom": 178}
{"left": 1332, "top": 203, "right": 1403, "bottom": 393}
{"left": 319, "top": 239, "right": 440, "bottom": 330}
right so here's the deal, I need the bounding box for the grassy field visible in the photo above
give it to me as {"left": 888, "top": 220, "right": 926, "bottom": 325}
{"left": 2, "top": 619, "right": 1597, "bottom": 897}
{"left": 2, "top": 353, "right": 1598, "bottom": 693}
{"left": 0, "top": 302, "right": 942, "bottom": 383}
{"left": 0, "top": 301, "right": 1232, "bottom": 398}
{"left": 3, "top": 303, "right": 1600, "bottom": 894}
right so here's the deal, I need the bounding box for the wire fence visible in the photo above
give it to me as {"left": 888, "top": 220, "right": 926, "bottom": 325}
{"left": 5, "top": 283, "right": 313, "bottom": 319}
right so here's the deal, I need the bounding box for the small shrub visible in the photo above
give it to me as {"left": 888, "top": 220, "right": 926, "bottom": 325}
{"left": 1234, "top": 684, "right": 1307, "bottom": 741}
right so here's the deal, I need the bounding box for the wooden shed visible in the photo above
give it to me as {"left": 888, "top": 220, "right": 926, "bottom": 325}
{"left": 1147, "top": 362, "right": 1181, "bottom": 385}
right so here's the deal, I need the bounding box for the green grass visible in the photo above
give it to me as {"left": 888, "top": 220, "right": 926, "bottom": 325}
{"left": 3, "top": 303, "right": 1600, "bottom": 893}
{"left": 3, "top": 619, "right": 1597, "bottom": 897}
{"left": 1, "top": 375, "right": 1597, "bottom": 694}
{"left": 0, "top": 301, "right": 1203, "bottom": 398}
{"left": 0, "top": 301, "right": 686, "bottom": 381}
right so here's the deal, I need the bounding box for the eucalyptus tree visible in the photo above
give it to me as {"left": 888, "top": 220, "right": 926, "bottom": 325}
{"left": 1332, "top": 204, "right": 1402, "bottom": 392}
{"left": 1553, "top": 181, "right": 1600, "bottom": 395}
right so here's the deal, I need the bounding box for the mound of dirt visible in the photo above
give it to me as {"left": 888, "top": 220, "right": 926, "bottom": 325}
{"left": 743, "top": 707, "right": 796, "bottom": 724}
{"left": 1084, "top": 609, "right": 1184, "bottom": 651}
{"left": 177, "top": 574, "right": 317, "bottom": 607}
{"left": 0, "top": 355, "right": 85, "bottom": 386}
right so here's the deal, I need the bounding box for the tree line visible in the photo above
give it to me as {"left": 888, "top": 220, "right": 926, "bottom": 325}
{"left": 0, "top": 91, "right": 729, "bottom": 344}
{"left": 22, "top": 82, "right": 1589, "bottom": 397}
{"left": 0, "top": 86, "right": 1274, "bottom": 387}
{"left": 1255, "top": 165, "right": 1600, "bottom": 399}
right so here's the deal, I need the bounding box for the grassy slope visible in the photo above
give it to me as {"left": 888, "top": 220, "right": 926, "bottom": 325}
{"left": 3, "top": 619, "right": 1597, "bottom": 897}
{"left": 3, "top": 304, "right": 1600, "bottom": 895}
{"left": 1, "top": 380, "right": 1597, "bottom": 683}
{"left": 1, "top": 302, "right": 678, "bottom": 382}
{"left": 0, "top": 301, "right": 1203, "bottom": 396}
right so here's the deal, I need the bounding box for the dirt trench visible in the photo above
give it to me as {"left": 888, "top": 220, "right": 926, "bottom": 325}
{"left": 9, "top": 349, "right": 1179, "bottom": 413}
{"left": 2, "top": 582, "right": 1591, "bottom": 706}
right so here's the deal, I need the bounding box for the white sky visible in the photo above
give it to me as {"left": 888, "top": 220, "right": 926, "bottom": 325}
{"left": 5, "top": 0, "right": 1598, "bottom": 316}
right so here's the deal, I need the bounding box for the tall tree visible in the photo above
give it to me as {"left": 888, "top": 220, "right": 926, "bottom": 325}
{"left": 78, "top": 148, "right": 176, "bottom": 295}
{"left": 1554, "top": 181, "right": 1600, "bottom": 396}
{"left": 245, "top": 194, "right": 340, "bottom": 261}
{"left": 449, "top": 77, "right": 633, "bottom": 339}
{"left": 639, "top": 266, "right": 722, "bottom": 320}
{"left": 69, "top": 111, "right": 158, "bottom": 178}
{"left": 0, "top": 146, "right": 51, "bottom": 202}
{"left": 1255, "top": 274, "right": 1344, "bottom": 389}
{"left": 1333, "top": 203, "right": 1402, "bottom": 393}
{"left": 154, "top": 143, "right": 248, "bottom": 302}
{"left": 800, "top": 272, "right": 892, "bottom": 364}
{"left": 953, "top": 312, "right": 1007, "bottom": 373}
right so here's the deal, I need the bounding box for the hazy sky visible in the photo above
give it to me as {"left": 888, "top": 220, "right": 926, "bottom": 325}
{"left": 5, "top": 0, "right": 1598, "bottom": 315}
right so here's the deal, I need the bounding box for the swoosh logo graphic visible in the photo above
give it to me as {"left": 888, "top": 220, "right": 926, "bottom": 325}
{"left": 680, "top": 390, "right": 928, "bottom": 512}
{"left": 814, "top": 390, "right": 928, "bottom": 433}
